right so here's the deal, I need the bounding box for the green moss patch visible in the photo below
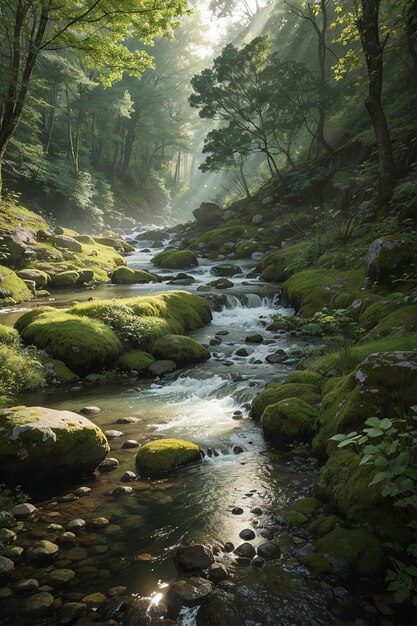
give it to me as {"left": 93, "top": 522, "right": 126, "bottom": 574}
{"left": 257, "top": 242, "right": 312, "bottom": 283}
{"left": 0, "top": 345, "right": 44, "bottom": 396}
{"left": 117, "top": 350, "right": 155, "bottom": 372}
{"left": 364, "top": 304, "right": 417, "bottom": 340}
{"left": 261, "top": 398, "right": 318, "bottom": 443}
{"left": 152, "top": 249, "right": 198, "bottom": 269}
{"left": 284, "top": 370, "right": 323, "bottom": 385}
{"left": 153, "top": 334, "right": 210, "bottom": 365}
{"left": 251, "top": 382, "right": 321, "bottom": 421}
{"left": 111, "top": 267, "right": 161, "bottom": 284}
{"left": 0, "top": 324, "right": 19, "bottom": 346}
{"left": 136, "top": 438, "right": 201, "bottom": 474}
{"left": 0, "top": 265, "right": 33, "bottom": 303}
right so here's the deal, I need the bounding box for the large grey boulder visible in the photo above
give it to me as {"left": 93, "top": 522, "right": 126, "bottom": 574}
{"left": 49, "top": 234, "right": 83, "bottom": 253}
{"left": 0, "top": 406, "right": 109, "bottom": 482}
{"left": 193, "top": 202, "right": 223, "bottom": 227}
{"left": 365, "top": 236, "right": 415, "bottom": 286}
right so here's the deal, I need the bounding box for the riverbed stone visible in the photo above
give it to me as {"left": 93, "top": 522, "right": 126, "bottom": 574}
{"left": 22, "top": 591, "right": 54, "bottom": 618}
{"left": 0, "top": 556, "right": 14, "bottom": 578}
{"left": 98, "top": 458, "right": 119, "bottom": 472}
{"left": 208, "top": 563, "right": 229, "bottom": 582}
{"left": 74, "top": 487, "right": 91, "bottom": 497}
{"left": 14, "top": 578, "right": 40, "bottom": 594}
{"left": 82, "top": 592, "right": 107, "bottom": 607}
{"left": 234, "top": 543, "right": 256, "bottom": 559}
{"left": 231, "top": 507, "right": 243, "bottom": 515}
{"left": 175, "top": 544, "right": 214, "bottom": 572}
{"left": 136, "top": 438, "right": 201, "bottom": 474}
{"left": 11, "top": 503, "right": 37, "bottom": 518}
{"left": 257, "top": 541, "right": 281, "bottom": 560}
{"left": 104, "top": 430, "right": 125, "bottom": 439}
{"left": 47, "top": 568, "right": 75, "bottom": 585}
{"left": 88, "top": 517, "right": 109, "bottom": 529}
{"left": 196, "top": 589, "right": 242, "bottom": 625}
{"left": 58, "top": 532, "right": 76, "bottom": 544}
{"left": 148, "top": 360, "right": 177, "bottom": 376}
{"left": 26, "top": 540, "right": 59, "bottom": 562}
{"left": 60, "top": 602, "right": 87, "bottom": 621}
{"left": 167, "top": 577, "right": 213, "bottom": 616}
{"left": 245, "top": 333, "right": 263, "bottom": 344}
{"left": 239, "top": 528, "right": 255, "bottom": 540}
{"left": 66, "top": 518, "right": 86, "bottom": 530}
{"left": 2, "top": 546, "right": 24, "bottom": 559}
{"left": 117, "top": 416, "right": 140, "bottom": 424}
{"left": 79, "top": 406, "right": 102, "bottom": 415}
{"left": 0, "top": 528, "right": 16, "bottom": 545}
{"left": 66, "top": 547, "right": 88, "bottom": 562}
{"left": 122, "top": 439, "right": 139, "bottom": 449}
{"left": 251, "top": 556, "right": 265, "bottom": 567}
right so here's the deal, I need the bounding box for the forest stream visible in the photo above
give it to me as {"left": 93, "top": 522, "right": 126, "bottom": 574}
{"left": 0, "top": 230, "right": 402, "bottom": 626}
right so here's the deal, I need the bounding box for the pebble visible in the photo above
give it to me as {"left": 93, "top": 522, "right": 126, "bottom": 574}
{"left": 121, "top": 471, "right": 137, "bottom": 482}
{"left": 88, "top": 517, "right": 110, "bottom": 529}
{"left": 239, "top": 528, "right": 256, "bottom": 540}
{"left": 108, "top": 586, "right": 127, "bottom": 597}
{"left": 11, "top": 503, "right": 37, "bottom": 518}
{"left": 47, "top": 568, "right": 76, "bottom": 585}
{"left": 74, "top": 487, "right": 92, "bottom": 497}
{"left": 117, "top": 416, "right": 139, "bottom": 424}
{"left": 104, "top": 430, "right": 125, "bottom": 438}
{"left": 98, "top": 458, "right": 119, "bottom": 472}
{"left": 47, "top": 523, "right": 64, "bottom": 531}
{"left": 66, "top": 547, "right": 88, "bottom": 562}
{"left": 122, "top": 439, "right": 139, "bottom": 449}
{"left": 223, "top": 542, "right": 234, "bottom": 553}
{"left": 233, "top": 445, "right": 244, "bottom": 455}
{"left": 58, "top": 532, "right": 77, "bottom": 544}
{"left": 22, "top": 592, "right": 54, "bottom": 618}
{"left": 110, "top": 486, "right": 133, "bottom": 496}
{"left": 26, "top": 540, "right": 59, "bottom": 562}
{"left": 251, "top": 507, "right": 262, "bottom": 515}
{"left": 292, "top": 536, "right": 305, "bottom": 545}
{"left": 2, "top": 546, "right": 23, "bottom": 559}
{"left": 82, "top": 592, "right": 107, "bottom": 607}
{"left": 79, "top": 406, "right": 101, "bottom": 415}
{"left": 66, "top": 518, "right": 86, "bottom": 530}
{"left": 14, "top": 578, "right": 39, "bottom": 594}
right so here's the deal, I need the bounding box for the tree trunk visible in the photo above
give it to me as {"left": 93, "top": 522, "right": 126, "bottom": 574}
{"left": 404, "top": 5, "right": 417, "bottom": 87}
{"left": 315, "top": 4, "right": 333, "bottom": 155}
{"left": 119, "top": 109, "right": 140, "bottom": 181}
{"left": 239, "top": 161, "right": 251, "bottom": 197}
{"left": 358, "top": 0, "right": 396, "bottom": 199}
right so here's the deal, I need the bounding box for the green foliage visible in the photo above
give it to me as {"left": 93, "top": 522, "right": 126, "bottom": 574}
{"left": 0, "top": 344, "right": 44, "bottom": 396}
{"left": 331, "top": 410, "right": 417, "bottom": 605}
{"left": 0, "top": 324, "right": 19, "bottom": 346}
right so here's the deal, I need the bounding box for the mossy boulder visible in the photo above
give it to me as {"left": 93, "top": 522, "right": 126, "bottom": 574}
{"left": 152, "top": 249, "right": 198, "bottom": 269}
{"left": 251, "top": 382, "right": 321, "bottom": 421}
{"left": 0, "top": 406, "right": 109, "bottom": 482}
{"left": 282, "top": 269, "right": 365, "bottom": 316}
{"left": 18, "top": 310, "right": 121, "bottom": 375}
{"left": 94, "top": 237, "right": 135, "bottom": 253}
{"left": 153, "top": 334, "right": 210, "bottom": 365}
{"left": 50, "top": 271, "right": 80, "bottom": 287}
{"left": 291, "top": 497, "right": 320, "bottom": 517}
{"left": 285, "top": 511, "right": 308, "bottom": 527}
{"left": 312, "top": 350, "right": 417, "bottom": 457}
{"left": 33, "top": 353, "right": 79, "bottom": 384}
{"left": 257, "top": 242, "right": 312, "bottom": 283}
{"left": 16, "top": 269, "right": 50, "bottom": 289}
{"left": 49, "top": 234, "right": 82, "bottom": 253}
{"left": 136, "top": 438, "right": 201, "bottom": 474}
{"left": 117, "top": 350, "right": 155, "bottom": 373}
{"left": 261, "top": 398, "right": 318, "bottom": 443}
{"left": 309, "top": 514, "right": 345, "bottom": 537}
{"left": 111, "top": 267, "right": 161, "bottom": 284}
{"left": 193, "top": 202, "right": 223, "bottom": 227}
{"left": 306, "top": 527, "right": 385, "bottom": 578}
{"left": 0, "top": 265, "right": 33, "bottom": 303}
{"left": 285, "top": 370, "right": 323, "bottom": 386}
{"left": 365, "top": 236, "right": 416, "bottom": 286}
{"left": 364, "top": 304, "right": 417, "bottom": 339}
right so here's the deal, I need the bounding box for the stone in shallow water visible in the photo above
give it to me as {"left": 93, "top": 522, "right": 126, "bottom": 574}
{"left": 223, "top": 542, "right": 234, "bottom": 553}
{"left": 58, "top": 532, "right": 76, "bottom": 544}
{"left": 66, "top": 547, "right": 88, "bottom": 562}
{"left": 0, "top": 528, "right": 16, "bottom": 545}
{"left": 88, "top": 517, "right": 109, "bottom": 529}
{"left": 110, "top": 486, "right": 133, "bottom": 496}
{"left": 47, "top": 568, "right": 75, "bottom": 586}
{"left": 66, "top": 518, "right": 86, "bottom": 530}
{"left": 104, "top": 430, "right": 125, "bottom": 439}
{"left": 98, "top": 458, "right": 119, "bottom": 472}
{"left": 167, "top": 577, "right": 213, "bottom": 616}
{"left": 14, "top": 578, "right": 39, "bottom": 594}
{"left": 121, "top": 471, "right": 137, "bottom": 482}
{"left": 239, "top": 528, "right": 255, "bottom": 541}
{"left": 231, "top": 507, "right": 243, "bottom": 515}
{"left": 234, "top": 543, "right": 256, "bottom": 559}
{"left": 60, "top": 602, "right": 87, "bottom": 621}
{"left": 257, "top": 541, "right": 281, "bottom": 560}
{"left": 22, "top": 592, "right": 54, "bottom": 618}
{"left": 251, "top": 556, "right": 264, "bottom": 567}
{"left": 122, "top": 439, "right": 139, "bottom": 449}
{"left": 117, "top": 416, "right": 140, "bottom": 424}
{"left": 82, "top": 592, "right": 107, "bottom": 607}
{"left": 208, "top": 563, "right": 229, "bottom": 582}
{"left": 11, "top": 503, "right": 37, "bottom": 518}
{"left": 175, "top": 544, "right": 214, "bottom": 572}
{"left": 74, "top": 486, "right": 91, "bottom": 497}
{"left": 79, "top": 406, "right": 101, "bottom": 415}
{"left": 26, "top": 540, "right": 59, "bottom": 562}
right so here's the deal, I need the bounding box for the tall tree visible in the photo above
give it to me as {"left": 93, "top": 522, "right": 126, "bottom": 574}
{"left": 0, "top": 0, "right": 188, "bottom": 196}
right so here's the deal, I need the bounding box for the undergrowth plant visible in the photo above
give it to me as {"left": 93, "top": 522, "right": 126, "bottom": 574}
{"left": 331, "top": 410, "right": 417, "bottom": 606}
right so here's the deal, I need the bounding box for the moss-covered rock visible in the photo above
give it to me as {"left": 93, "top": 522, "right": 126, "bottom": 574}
{"left": 0, "top": 406, "right": 109, "bottom": 482}
{"left": 193, "top": 202, "right": 223, "bottom": 227}
{"left": 0, "top": 265, "right": 33, "bottom": 303}
{"left": 207, "top": 278, "right": 234, "bottom": 289}
{"left": 136, "top": 438, "right": 201, "bottom": 474}
{"left": 312, "top": 350, "right": 417, "bottom": 457}
{"left": 284, "top": 511, "right": 308, "bottom": 526}
{"left": 251, "top": 382, "right": 321, "bottom": 421}
{"left": 49, "top": 234, "right": 82, "bottom": 253}
{"left": 152, "top": 249, "right": 198, "bottom": 269}
{"left": 257, "top": 242, "right": 312, "bottom": 283}
{"left": 33, "top": 352, "right": 79, "bottom": 384}
{"left": 18, "top": 311, "right": 121, "bottom": 375}
{"left": 309, "top": 514, "right": 345, "bottom": 537}
{"left": 364, "top": 304, "right": 417, "bottom": 339}
{"left": 117, "top": 350, "right": 155, "bottom": 372}
{"left": 291, "top": 497, "right": 320, "bottom": 517}
{"left": 94, "top": 237, "right": 135, "bottom": 253}
{"left": 282, "top": 268, "right": 365, "bottom": 316}
{"left": 365, "top": 236, "right": 416, "bottom": 286}
{"left": 261, "top": 398, "right": 318, "bottom": 443}
{"left": 303, "top": 552, "right": 332, "bottom": 575}
{"left": 50, "top": 271, "right": 80, "bottom": 287}
{"left": 16, "top": 269, "right": 50, "bottom": 289}
{"left": 111, "top": 267, "right": 161, "bottom": 284}
{"left": 153, "top": 334, "right": 210, "bottom": 365}
{"left": 285, "top": 370, "right": 323, "bottom": 386}
{"left": 310, "top": 527, "right": 386, "bottom": 577}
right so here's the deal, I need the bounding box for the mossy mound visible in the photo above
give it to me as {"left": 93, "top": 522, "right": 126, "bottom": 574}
{"left": 257, "top": 242, "right": 312, "bottom": 283}
{"left": 309, "top": 514, "right": 345, "bottom": 537}
{"left": 291, "top": 497, "right": 320, "bottom": 516}
{"left": 0, "top": 265, "right": 33, "bottom": 303}
{"left": 94, "top": 236, "right": 135, "bottom": 253}
{"left": 251, "top": 382, "right": 320, "bottom": 421}
{"left": 284, "top": 370, "right": 323, "bottom": 386}
{"left": 282, "top": 268, "right": 365, "bottom": 316}
{"left": 153, "top": 334, "right": 210, "bottom": 365}
{"left": 312, "top": 350, "right": 417, "bottom": 457}
{"left": 0, "top": 406, "right": 109, "bottom": 482}
{"left": 117, "top": 350, "right": 155, "bottom": 373}
{"left": 0, "top": 345, "right": 44, "bottom": 396}
{"left": 33, "top": 352, "right": 79, "bottom": 384}
{"left": 364, "top": 304, "right": 417, "bottom": 339}
{"left": 284, "top": 511, "right": 308, "bottom": 527}
{"left": 190, "top": 226, "right": 247, "bottom": 252}
{"left": 0, "top": 324, "right": 19, "bottom": 346}
{"left": 358, "top": 298, "right": 398, "bottom": 331}
{"left": 261, "top": 398, "right": 318, "bottom": 443}
{"left": 16, "top": 269, "right": 50, "bottom": 289}
{"left": 50, "top": 271, "right": 80, "bottom": 287}
{"left": 14, "top": 307, "right": 56, "bottom": 333}
{"left": 365, "top": 236, "right": 416, "bottom": 286}
{"left": 152, "top": 249, "right": 198, "bottom": 269}
{"left": 136, "top": 438, "right": 201, "bottom": 474}
{"left": 111, "top": 267, "right": 161, "bottom": 284}
{"left": 18, "top": 311, "right": 121, "bottom": 375}
{"left": 306, "top": 527, "right": 385, "bottom": 578}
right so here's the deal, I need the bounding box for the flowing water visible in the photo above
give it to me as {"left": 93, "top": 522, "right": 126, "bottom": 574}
{"left": 0, "top": 231, "right": 394, "bottom": 625}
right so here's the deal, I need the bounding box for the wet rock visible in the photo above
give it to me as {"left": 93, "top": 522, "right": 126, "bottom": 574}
{"left": 98, "top": 458, "right": 120, "bottom": 472}
{"left": 251, "top": 556, "right": 264, "bottom": 568}
{"left": 231, "top": 507, "right": 243, "bottom": 515}
{"left": 82, "top": 592, "right": 107, "bottom": 607}
{"left": 66, "top": 518, "right": 86, "bottom": 530}
{"left": 196, "top": 589, "right": 242, "bottom": 626}
{"left": 66, "top": 547, "right": 88, "bottom": 561}
{"left": 121, "top": 471, "right": 137, "bottom": 482}
{"left": 252, "top": 214, "right": 264, "bottom": 224}
{"left": 59, "top": 493, "right": 77, "bottom": 502}
{"left": 211, "top": 264, "right": 242, "bottom": 278}
{"left": 208, "top": 563, "right": 229, "bottom": 582}
{"left": 210, "top": 337, "right": 222, "bottom": 346}
{"left": 0, "top": 528, "right": 16, "bottom": 545}
{"left": 2, "top": 546, "right": 23, "bottom": 559}
{"left": 26, "top": 540, "right": 59, "bottom": 562}
{"left": 234, "top": 543, "right": 256, "bottom": 559}
{"left": 207, "top": 278, "right": 234, "bottom": 289}
{"left": 0, "top": 556, "right": 14, "bottom": 578}
{"left": 167, "top": 577, "right": 213, "bottom": 616}
{"left": 251, "top": 507, "right": 262, "bottom": 515}
{"left": 175, "top": 544, "right": 214, "bottom": 572}
{"left": 245, "top": 333, "right": 263, "bottom": 344}
{"left": 22, "top": 591, "right": 54, "bottom": 619}
{"left": 104, "top": 429, "right": 125, "bottom": 439}
{"left": 74, "top": 487, "right": 91, "bottom": 497}
{"left": 122, "top": 439, "right": 139, "bottom": 449}
{"left": 233, "top": 445, "right": 244, "bottom": 455}
{"left": 79, "top": 406, "right": 102, "bottom": 415}
{"left": 88, "top": 517, "right": 109, "bottom": 529}
{"left": 117, "top": 417, "right": 140, "bottom": 424}
{"left": 47, "top": 568, "right": 75, "bottom": 585}
{"left": 60, "top": 602, "right": 87, "bottom": 622}
{"left": 257, "top": 541, "right": 281, "bottom": 560}
{"left": 111, "top": 486, "right": 133, "bottom": 496}
{"left": 148, "top": 360, "right": 177, "bottom": 376}
{"left": 258, "top": 528, "right": 273, "bottom": 540}
{"left": 0, "top": 587, "right": 13, "bottom": 598}
{"left": 235, "top": 348, "right": 249, "bottom": 357}
{"left": 11, "top": 503, "right": 37, "bottom": 518}
{"left": 265, "top": 350, "right": 287, "bottom": 364}
{"left": 58, "top": 532, "right": 77, "bottom": 544}
{"left": 223, "top": 542, "right": 234, "bottom": 553}
{"left": 239, "top": 529, "right": 255, "bottom": 540}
